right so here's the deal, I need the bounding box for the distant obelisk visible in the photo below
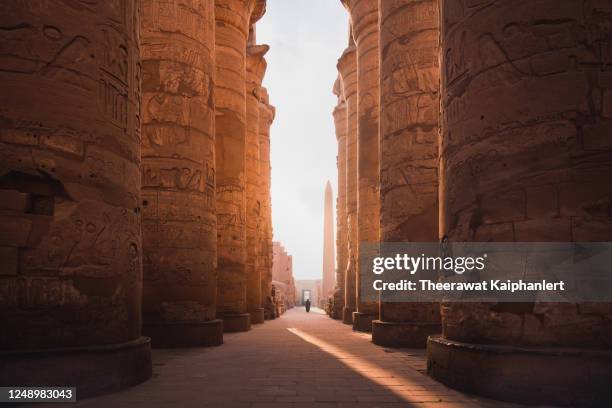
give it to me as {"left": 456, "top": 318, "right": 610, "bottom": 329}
{"left": 322, "top": 181, "right": 336, "bottom": 303}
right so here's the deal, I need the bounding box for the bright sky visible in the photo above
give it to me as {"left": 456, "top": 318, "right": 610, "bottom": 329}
{"left": 257, "top": 0, "right": 348, "bottom": 280}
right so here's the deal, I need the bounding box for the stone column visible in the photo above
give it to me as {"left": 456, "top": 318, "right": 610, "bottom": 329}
{"left": 342, "top": 0, "right": 380, "bottom": 332}
{"left": 245, "top": 40, "right": 269, "bottom": 325}
{"left": 332, "top": 76, "right": 347, "bottom": 320}
{"left": 428, "top": 1, "right": 612, "bottom": 405}
{"left": 372, "top": 0, "right": 441, "bottom": 347}
{"left": 0, "top": 1, "right": 151, "bottom": 395}
{"left": 258, "top": 87, "right": 276, "bottom": 320}
{"left": 140, "top": 0, "right": 222, "bottom": 348}
{"left": 214, "top": 0, "right": 261, "bottom": 332}
{"left": 336, "top": 40, "right": 358, "bottom": 325}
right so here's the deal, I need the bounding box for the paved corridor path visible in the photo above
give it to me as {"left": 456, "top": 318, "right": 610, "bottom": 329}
{"left": 57, "top": 308, "right": 543, "bottom": 408}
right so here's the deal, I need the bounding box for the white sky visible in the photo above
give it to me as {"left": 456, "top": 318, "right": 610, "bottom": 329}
{"left": 257, "top": 0, "right": 348, "bottom": 280}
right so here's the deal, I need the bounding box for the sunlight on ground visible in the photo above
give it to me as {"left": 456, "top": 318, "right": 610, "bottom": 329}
{"left": 286, "top": 327, "right": 451, "bottom": 405}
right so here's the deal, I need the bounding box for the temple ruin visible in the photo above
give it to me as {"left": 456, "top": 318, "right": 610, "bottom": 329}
{"left": 1, "top": 0, "right": 611, "bottom": 406}
{"left": 329, "top": 0, "right": 612, "bottom": 405}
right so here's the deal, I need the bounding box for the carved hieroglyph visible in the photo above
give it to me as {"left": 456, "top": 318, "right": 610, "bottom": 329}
{"left": 332, "top": 76, "right": 347, "bottom": 319}
{"left": 258, "top": 87, "right": 275, "bottom": 310}
{"left": 0, "top": 0, "right": 142, "bottom": 349}
{"left": 214, "top": 0, "right": 257, "bottom": 317}
{"left": 343, "top": 0, "right": 380, "bottom": 320}
{"left": 336, "top": 42, "right": 358, "bottom": 323}
{"left": 140, "top": 0, "right": 217, "bottom": 328}
{"left": 439, "top": 0, "right": 612, "bottom": 347}
{"left": 377, "top": 0, "right": 441, "bottom": 328}
{"left": 245, "top": 41, "right": 269, "bottom": 322}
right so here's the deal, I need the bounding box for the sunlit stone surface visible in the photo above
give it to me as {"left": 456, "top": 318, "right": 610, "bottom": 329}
{"left": 0, "top": 0, "right": 151, "bottom": 395}
{"left": 342, "top": 0, "right": 380, "bottom": 332}
{"left": 428, "top": 0, "right": 612, "bottom": 405}
{"left": 245, "top": 37, "right": 269, "bottom": 325}
{"left": 258, "top": 87, "right": 276, "bottom": 320}
{"left": 322, "top": 181, "right": 336, "bottom": 307}
{"left": 331, "top": 76, "right": 347, "bottom": 320}
{"left": 213, "top": 0, "right": 260, "bottom": 333}
{"left": 336, "top": 39, "right": 358, "bottom": 326}
{"left": 372, "top": 0, "right": 441, "bottom": 348}
{"left": 141, "top": 0, "right": 222, "bottom": 347}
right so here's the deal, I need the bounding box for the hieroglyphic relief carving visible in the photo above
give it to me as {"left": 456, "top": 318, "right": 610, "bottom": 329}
{"left": 245, "top": 41, "right": 269, "bottom": 322}
{"left": 0, "top": 0, "right": 142, "bottom": 350}
{"left": 374, "top": 0, "right": 441, "bottom": 339}
{"left": 140, "top": 0, "right": 217, "bottom": 325}
{"left": 332, "top": 75, "right": 347, "bottom": 319}
{"left": 343, "top": 0, "right": 380, "bottom": 321}
{"left": 214, "top": 0, "right": 257, "bottom": 318}
{"left": 439, "top": 0, "right": 612, "bottom": 347}
{"left": 336, "top": 41, "right": 358, "bottom": 323}
{"left": 258, "top": 87, "right": 275, "bottom": 314}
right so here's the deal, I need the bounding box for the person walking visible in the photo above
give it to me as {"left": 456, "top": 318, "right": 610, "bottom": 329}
{"left": 305, "top": 299, "right": 311, "bottom": 313}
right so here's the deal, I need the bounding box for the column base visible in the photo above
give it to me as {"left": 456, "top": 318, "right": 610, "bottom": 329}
{"left": 342, "top": 307, "right": 354, "bottom": 325}
{"left": 372, "top": 320, "right": 440, "bottom": 348}
{"left": 249, "top": 308, "right": 265, "bottom": 324}
{"left": 427, "top": 335, "right": 612, "bottom": 406}
{"left": 352, "top": 312, "right": 376, "bottom": 333}
{"left": 220, "top": 313, "right": 251, "bottom": 332}
{"left": 0, "top": 337, "right": 152, "bottom": 399}
{"left": 331, "top": 305, "right": 343, "bottom": 320}
{"left": 143, "top": 320, "right": 223, "bottom": 348}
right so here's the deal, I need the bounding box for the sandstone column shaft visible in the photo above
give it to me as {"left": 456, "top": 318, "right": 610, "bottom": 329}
{"left": 141, "top": 0, "right": 221, "bottom": 347}
{"left": 214, "top": 0, "right": 257, "bottom": 332}
{"left": 343, "top": 0, "right": 381, "bottom": 332}
{"left": 258, "top": 87, "right": 275, "bottom": 319}
{"left": 332, "top": 80, "right": 348, "bottom": 319}
{"left": 429, "top": 1, "right": 612, "bottom": 405}
{"left": 373, "top": 0, "right": 441, "bottom": 348}
{"left": 336, "top": 42, "right": 358, "bottom": 325}
{"left": 245, "top": 42, "right": 268, "bottom": 325}
{"left": 0, "top": 0, "right": 150, "bottom": 394}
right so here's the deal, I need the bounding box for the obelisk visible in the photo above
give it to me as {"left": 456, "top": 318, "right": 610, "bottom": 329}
{"left": 322, "top": 181, "right": 336, "bottom": 304}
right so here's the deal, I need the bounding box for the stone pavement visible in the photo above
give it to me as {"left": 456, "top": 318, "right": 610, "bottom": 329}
{"left": 47, "top": 308, "right": 555, "bottom": 408}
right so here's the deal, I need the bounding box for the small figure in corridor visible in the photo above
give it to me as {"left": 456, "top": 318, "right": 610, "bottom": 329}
{"left": 305, "top": 299, "right": 311, "bottom": 313}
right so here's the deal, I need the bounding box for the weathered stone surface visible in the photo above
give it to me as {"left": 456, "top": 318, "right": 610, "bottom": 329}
{"left": 214, "top": 0, "right": 259, "bottom": 331}
{"left": 258, "top": 87, "right": 275, "bottom": 319}
{"left": 0, "top": 0, "right": 142, "bottom": 349}
{"left": 373, "top": 0, "right": 441, "bottom": 347}
{"left": 342, "top": 0, "right": 380, "bottom": 331}
{"left": 331, "top": 77, "right": 347, "bottom": 320}
{"left": 245, "top": 39, "right": 269, "bottom": 325}
{"left": 140, "top": 0, "right": 221, "bottom": 347}
{"left": 438, "top": 0, "right": 612, "bottom": 349}
{"left": 0, "top": 0, "right": 150, "bottom": 395}
{"left": 336, "top": 40, "right": 358, "bottom": 325}
{"left": 272, "top": 242, "right": 296, "bottom": 314}
{"left": 429, "top": 0, "right": 612, "bottom": 404}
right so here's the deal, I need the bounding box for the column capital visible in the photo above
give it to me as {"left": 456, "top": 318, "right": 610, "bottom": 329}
{"left": 336, "top": 45, "right": 357, "bottom": 99}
